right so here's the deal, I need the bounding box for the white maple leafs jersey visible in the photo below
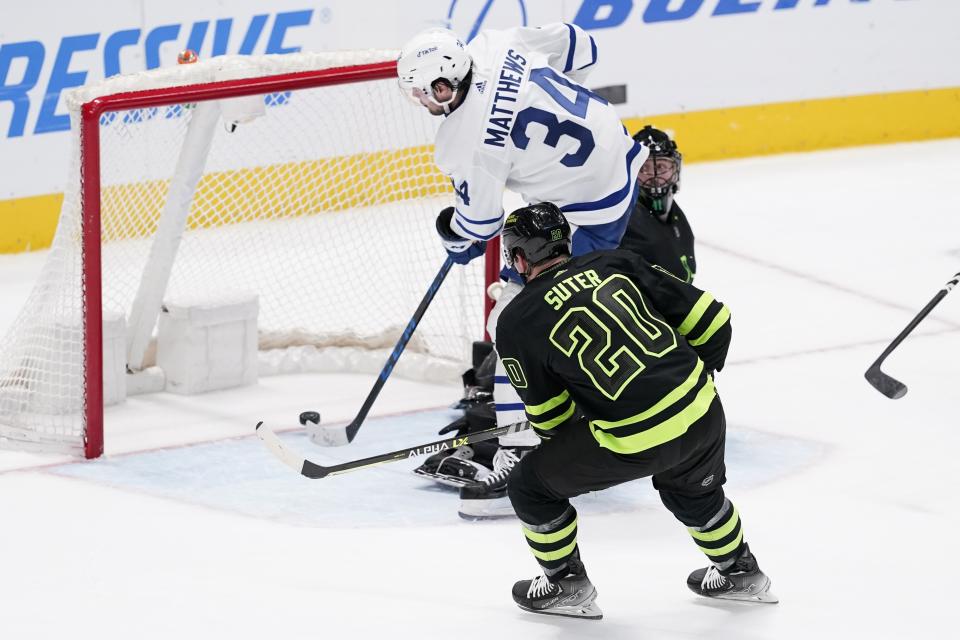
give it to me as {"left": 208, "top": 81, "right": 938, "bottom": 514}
{"left": 433, "top": 23, "right": 648, "bottom": 254}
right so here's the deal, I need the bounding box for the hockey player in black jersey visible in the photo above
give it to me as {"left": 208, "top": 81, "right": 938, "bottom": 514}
{"left": 495, "top": 203, "right": 776, "bottom": 619}
{"left": 619, "top": 125, "right": 697, "bottom": 282}
{"left": 416, "top": 126, "right": 695, "bottom": 497}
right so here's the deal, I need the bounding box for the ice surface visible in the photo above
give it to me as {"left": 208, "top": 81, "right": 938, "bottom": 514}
{"left": 48, "top": 410, "right": 822, "bottom": 529}
{"left": 1, "top": 139, "right": 959, "bottom": 639}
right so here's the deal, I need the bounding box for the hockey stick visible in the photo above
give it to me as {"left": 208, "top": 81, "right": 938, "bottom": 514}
{"left": 256, "top": 420, "right": 530, "bottom": 479}
{"left": 864, "top": 271, "right": 960, "bottom": 399}
{"left": 299, "top": 256, "right": 455, "bottom": 446}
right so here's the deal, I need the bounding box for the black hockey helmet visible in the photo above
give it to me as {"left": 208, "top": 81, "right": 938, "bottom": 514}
{"left": 633, "top": 125, "right": 682, "bottom": 214}
{"left": 501, "top": 202, "right": 572, "bottom": 276}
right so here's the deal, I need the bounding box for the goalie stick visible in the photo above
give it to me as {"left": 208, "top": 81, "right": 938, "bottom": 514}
{"left": 865, "top": 271, "right": 960, "bottom": 399}
{"left": 256, "top": 419, "right": 530, "bottom": 479}
{"left": 300, "top": 256, "right": 455, "bottom": 446}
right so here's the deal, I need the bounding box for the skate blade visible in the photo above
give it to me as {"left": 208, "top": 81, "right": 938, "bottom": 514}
{"left": 517, "top": 599, "right": 603, "bottom": 620}
{"left": 412, "top": 468, "right": 473, "bottom": 488}
{"left": 699, "top": 578, "right": 779, "bottom": 604}
{"left": 708, "top": 590, "right": 779, "bottom": 604}
{"left": 457, "top": 498, "right": 515, "bottom": 520}
{"left": 457, "top": 510, "right": 516, "bottom": 521}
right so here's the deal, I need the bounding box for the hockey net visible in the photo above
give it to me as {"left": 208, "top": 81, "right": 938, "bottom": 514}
{"left": 0, "top": 51, "right": 496, "bottom": 458}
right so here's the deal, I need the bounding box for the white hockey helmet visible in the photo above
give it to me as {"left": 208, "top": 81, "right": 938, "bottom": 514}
{"left": 397, "top": 28, "right": 472, "bottom": 111}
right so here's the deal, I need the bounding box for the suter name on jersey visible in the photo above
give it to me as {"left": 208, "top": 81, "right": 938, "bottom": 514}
{"left": 543, "top": 268, "right": 602, "bottom": 310}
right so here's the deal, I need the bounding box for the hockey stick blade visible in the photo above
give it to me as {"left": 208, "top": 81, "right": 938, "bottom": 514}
{"left": 256, "top": 420, "right": 530, "bottom": 480}
{"left": 864, "top": 365, "right": 907, "bottom": 400}
{"left": 863, "top": 271, "right": 960, "bottom": 400}
{"left": 255, "top": 421, "right": 318, "bottom": 476}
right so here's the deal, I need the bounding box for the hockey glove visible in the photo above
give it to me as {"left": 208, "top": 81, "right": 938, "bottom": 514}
{"left": 436, "top": 207, "right": 486, "bottom": 265}
{"left": 499, "top": 265, "right": 525, "bottom": 285}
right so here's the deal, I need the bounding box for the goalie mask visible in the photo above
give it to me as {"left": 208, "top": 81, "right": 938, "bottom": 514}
{"left": 397, "top": 28, "right": 472, "bottom": 114}
{"left": 502, "top": 202, "right": 572, "bottom": 279}
{"left": 633, "top": 125, "right": 682, "bottom": 215}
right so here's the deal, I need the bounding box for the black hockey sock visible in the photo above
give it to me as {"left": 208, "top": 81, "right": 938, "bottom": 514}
{"left": 520, "top": 506, "right": 579, "bottom": 579}
{"left": 686, "top": 499, "right": 745, "bottom": 570}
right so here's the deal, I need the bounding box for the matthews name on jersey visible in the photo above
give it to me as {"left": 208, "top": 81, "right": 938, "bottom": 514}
{"left": 495, "top": 250, "right": 731, "bottom": 454}
{"left": 434, "top": 24, "right": 648, "bottom": 256}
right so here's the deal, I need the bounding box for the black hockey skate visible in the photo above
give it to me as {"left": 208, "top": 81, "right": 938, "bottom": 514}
{"left": 512, "top": 559, "right": 602, "bottom": 620}
{"left": 413, "top": 398, "right": 497, "bottom": 488}
{"left": 687, "top": 544, "right": 778, "bottom": 603}
{"left": 412, "top": 444, "right": 492, "bottom": 488}
{"left": 457, "top": 444, "right": 531, "bottom": 520}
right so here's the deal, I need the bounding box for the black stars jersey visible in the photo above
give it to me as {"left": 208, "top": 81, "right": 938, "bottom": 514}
{"left": 618, "top": 199, "right": 696, "bottom": 283}
{"left": 495, "top": 249, "right": 730, "bottom": 455}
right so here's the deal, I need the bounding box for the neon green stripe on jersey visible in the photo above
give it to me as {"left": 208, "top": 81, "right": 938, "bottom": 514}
{"left": 688, "top": 507, "right": 739, "bottom": 542}
{"left": 589, "top": 360, "right": 704, "bottom": 431}
{"left": 678, "top": 292, "right": 715, "bottom": 335}
{"left": 590, "top": 376, "right": 716, "bottom": 454}
{"left": 700, "top": 531, "right": 744, "bottom": 557}
{"left": 525, "top": 390, "right": 570, "bottom": 416}
{"left": 529, "top": 539, "right": 578, "bottom": 562}
{"left": 523, "top": 517, "right": 578, "bottom": 544}
{"left": 688, "top": 306, "right": 731, "bottom": 347}
{"left": 531, "top": 401, "right": 576, "bottom": 431}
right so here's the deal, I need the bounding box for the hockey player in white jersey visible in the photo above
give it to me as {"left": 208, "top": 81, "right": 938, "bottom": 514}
{"left": 397, "top": 24, "right": 648, "bottom": 518}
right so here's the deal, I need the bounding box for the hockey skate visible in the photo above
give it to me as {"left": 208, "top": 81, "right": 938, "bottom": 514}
{"left": 412, "top": 445, "right": 492, "bottom": 488}
{"left": 458, "top": 445, "right": 530, "bottom": 519}
{"left": 687, "top": 544, "right": 778, "bottom": 603}
{"left": 512, "top": 560, "right": 602, "bottom": 620}
{"left": 413, "top": 396, "right": 497, "bottom": 488}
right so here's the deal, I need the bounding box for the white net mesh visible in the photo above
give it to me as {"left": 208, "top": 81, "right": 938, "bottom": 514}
{"left": 0, "top": 52, "right": 488, "bottom": 454}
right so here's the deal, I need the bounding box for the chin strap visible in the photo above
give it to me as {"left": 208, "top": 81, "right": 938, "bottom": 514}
{"left": 442, "top": 78, "right": 471, "bottom": 115}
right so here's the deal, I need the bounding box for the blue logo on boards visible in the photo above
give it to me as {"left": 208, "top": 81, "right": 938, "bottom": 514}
{"left": 0, "top": 9, "right": 313, "bottom": 138}
{"left": 444, "top": 0, "right": 874, "bottom": 37}
{"left": 446, "top": 0, "right": 529, "bottom": 43}
{"left": 572, "top": 0, "right": 873, "bottom": 30}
